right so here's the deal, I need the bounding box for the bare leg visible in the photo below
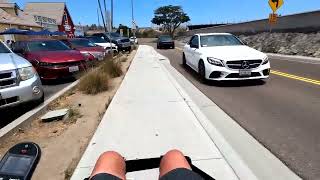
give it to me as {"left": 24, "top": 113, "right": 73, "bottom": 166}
{"left": 90, "top": 151, "right": 126, "bottom": 180}
{"left": 159, "top": 149, "right": 191, "bottom": 178}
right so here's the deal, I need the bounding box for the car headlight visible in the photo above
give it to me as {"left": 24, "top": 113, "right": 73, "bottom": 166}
{"left": 207, "top": 57, "right": 224, "bottom": 67}
{"left": 18, "top": 66, "right": 35, "bottom": 81}
{"left": 81, "top": 52, "right": 94, "bottom": 60}
{"left": 262, "top": 56, "right": 269, "bottom": 65}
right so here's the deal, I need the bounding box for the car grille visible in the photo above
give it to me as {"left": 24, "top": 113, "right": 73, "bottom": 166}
{"left": 41, "top": 60, "right": 86, "bottom": 68}
{"left": 121, "top": 39, "right": 130, "bottom": 43}
{"left": 225, "top": 72, "right": 261, "bottom": 78}
{"left": 0, "top": 96, "right": 19, "bottom": 107}
{"left": 0, "top": 71, "right": 18, "bottom": 89}
{"left": 226, "top": 60, "right": 262, "bottom": 69}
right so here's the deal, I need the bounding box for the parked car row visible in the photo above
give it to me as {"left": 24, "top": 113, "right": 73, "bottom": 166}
{"left": 0, "top": 33, "right": 134, "bottom": 109}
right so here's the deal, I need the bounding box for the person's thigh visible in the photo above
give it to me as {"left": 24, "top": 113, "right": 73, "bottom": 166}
{"left": 159, "top": 168, "right": 204, "bottom": 180}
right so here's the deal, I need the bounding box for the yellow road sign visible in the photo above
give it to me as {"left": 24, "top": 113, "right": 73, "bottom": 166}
{"left": 269, "top": 13, "right": 278, "bottom": 24}
{"left": 269, "top": 0, "right": 284, "bottom": 12}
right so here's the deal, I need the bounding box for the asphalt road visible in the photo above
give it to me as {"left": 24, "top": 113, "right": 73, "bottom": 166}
{"left": 141, "top": 39, "right": 320, "bottom": 180}
{"left": 0, "top": 78, "right": 74, "bottom": 129}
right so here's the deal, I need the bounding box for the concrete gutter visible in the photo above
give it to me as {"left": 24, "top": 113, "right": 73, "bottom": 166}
{"left": 0, "top": 80, "right": 79, "bottom": 139}
{"left": 157, "top": 53, "right": 301, "bottom": 180}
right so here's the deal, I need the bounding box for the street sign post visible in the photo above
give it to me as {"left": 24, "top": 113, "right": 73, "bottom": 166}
{"left": 269, "top": 13, "right": 278, "bottom": 24}
{"left": 269, "top": 0, "right": 284, "bottom": 12}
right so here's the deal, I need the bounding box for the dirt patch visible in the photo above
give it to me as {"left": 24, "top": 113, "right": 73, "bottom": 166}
{"left": 0, "top": 50, "right": 136, "bottom": 180}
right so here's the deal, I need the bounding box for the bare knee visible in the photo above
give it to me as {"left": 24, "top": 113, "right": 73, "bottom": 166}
{"left": 90, "top": 151, "right": 126, "bottom": 180}
{"left": 159, "top": 149, "right": 191, "bottom": 177}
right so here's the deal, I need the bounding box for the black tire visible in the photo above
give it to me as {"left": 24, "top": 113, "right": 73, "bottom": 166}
{"left": 182, "top": 53, "right": 187, "bottom": 67}
{"left": 198, "top": 61, "right": 207, "bottom": 84}
{"left": 172, "top": 44, "right": 175, "bottom": 49}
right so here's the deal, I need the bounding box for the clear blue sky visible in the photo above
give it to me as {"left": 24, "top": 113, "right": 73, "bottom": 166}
{"left": 14, "top": 0, "right": 320, "bottom": 27}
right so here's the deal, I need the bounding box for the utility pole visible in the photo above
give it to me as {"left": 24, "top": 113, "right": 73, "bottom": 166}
{"left": 103, "top": 0, "right": 107, "bottom": 31}
{"left": 97, "top": 0, "right": 107, "bottom": 31}
{"left": 131, "top": 0, "right": 136, "bottom": 43}
{"left": 111, "top": 0, "right": 113, "bottom": 31}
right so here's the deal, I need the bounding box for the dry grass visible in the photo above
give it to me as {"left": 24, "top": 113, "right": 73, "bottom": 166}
{"left": 100, "top": 59, "right": 123, "bottom": 78}
{"left": 78, "top": 70, "right": 109, "bottom": 95}
{"left": 65, "top": 107, "right": 82, "bottom": 124}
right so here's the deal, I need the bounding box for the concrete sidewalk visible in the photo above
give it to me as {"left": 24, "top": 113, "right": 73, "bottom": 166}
{"left": 71, "top": 45, "right": 238, "bottom": 180}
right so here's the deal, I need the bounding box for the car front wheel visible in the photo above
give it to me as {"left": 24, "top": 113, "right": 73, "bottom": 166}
{"left": 182, "top": 53, "right": 187, "bottom": 67}
{"left": 198, "top": 61, "right": 207, "bottom": 84}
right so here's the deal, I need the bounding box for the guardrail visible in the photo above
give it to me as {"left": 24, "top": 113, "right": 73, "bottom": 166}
{"left": 185, "top": 10, "right": 320, "bottom": 36}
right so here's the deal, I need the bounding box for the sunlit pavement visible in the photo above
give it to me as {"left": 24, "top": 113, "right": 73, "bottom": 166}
{"left": 141, "top": 38, "right": 320, "bottom": 179}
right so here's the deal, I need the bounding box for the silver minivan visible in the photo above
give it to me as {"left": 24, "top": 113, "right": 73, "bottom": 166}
{"left": 0, "top": 41, "right": 43, "bottom": 109}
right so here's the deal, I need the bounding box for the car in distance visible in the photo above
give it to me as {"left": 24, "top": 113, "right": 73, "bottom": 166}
{"left": 130, "top": 36, "right": 138, "bottom": 44}
{"left": 12, "top": 39, "right": 87, "bottom": 80}
{"left": 0, "top": 41, "right": 43, "bottom": 109}
{"left": 157, "top": 35, "right": 175, "bottom": 49}
{"left": 86, "top": 36, "right": 118, "bottom": 54}
{"left": 183, "top": 33, "right": 270, "bottom": 82}
{"left": 92, "top": 32, "right": 131, "bottom": 51}
{"left": 61, "top": 38, "right": 106, "bottom": 61}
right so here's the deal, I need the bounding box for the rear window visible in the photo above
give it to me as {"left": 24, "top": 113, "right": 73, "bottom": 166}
{"left": 0, "top": 42, "right": 11, "bottom": 53}
{"left": 88, "top": 37, "right": 108, "bottom": 43}
{"left": 159, "top": 36, "right": 172, "bottom": 41}
{"left": 27, "top": 40, "right": 71, "bottom": 52}
{"left": 69, "top": 39, "right": 96, "bottom": 47}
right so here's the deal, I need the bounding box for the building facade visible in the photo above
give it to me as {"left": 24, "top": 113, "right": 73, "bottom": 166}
{"left": 25, "top": 2, "right": 75, "bottom": 37}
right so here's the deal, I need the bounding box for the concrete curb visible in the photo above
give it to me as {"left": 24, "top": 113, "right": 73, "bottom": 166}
{"left": 156, "top": 52, "right": 301, "bottom": 180}
{"left": 0, "top": 80, "right": 79, "bottom": 139}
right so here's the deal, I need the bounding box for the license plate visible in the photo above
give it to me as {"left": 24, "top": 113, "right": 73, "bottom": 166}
{"left": 239, "top": 69, "right": 251, "bottom": 77}
{"left": 69, "top": 66, "right": 79, "bottom": 72}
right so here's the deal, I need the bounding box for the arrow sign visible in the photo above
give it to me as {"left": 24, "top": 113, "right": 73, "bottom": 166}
{"left": 269, "top": 0, "right": 284, "bottom": 12}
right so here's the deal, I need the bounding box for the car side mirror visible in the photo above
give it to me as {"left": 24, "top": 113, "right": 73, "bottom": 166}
{"left": 190, "top": 44, "right": 199, "bottom": 49}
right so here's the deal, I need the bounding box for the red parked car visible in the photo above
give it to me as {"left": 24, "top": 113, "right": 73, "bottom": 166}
{"left": 12, "top": 39, "right": 87, "bottom": 80}
{"left": 61, "top": 38, "right": 106, "bottom": 61}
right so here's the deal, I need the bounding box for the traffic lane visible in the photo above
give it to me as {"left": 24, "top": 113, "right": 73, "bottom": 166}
{"left": 0, "top": 77, "right": 75, "bottom": 128}
{"left": 147, "top": 44, "right": 320, "bottom": 179}
{"left": 270, "top": 57, "right": 320, "bottom": 80}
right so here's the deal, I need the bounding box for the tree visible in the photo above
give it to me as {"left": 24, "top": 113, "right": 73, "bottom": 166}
{"left": 151, "top": 5, "right": 190, "bottom": 37}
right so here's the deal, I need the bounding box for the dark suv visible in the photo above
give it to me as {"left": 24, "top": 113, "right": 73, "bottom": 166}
{"left": 92, "top": 32, "right": 131, "bottom": 51}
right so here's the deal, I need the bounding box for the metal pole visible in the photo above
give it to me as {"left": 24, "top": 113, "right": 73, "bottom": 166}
{"left": 111, "top": 0, "right": 113, "bottom": 31}
{"left": 97, "top": 0, "right": 107, "bottom": 32}
{"left": 131, "top": 0, "right": 136, "bottom": 45}
{"left": 103, "top": 0, "right": 107, "bottom": 31}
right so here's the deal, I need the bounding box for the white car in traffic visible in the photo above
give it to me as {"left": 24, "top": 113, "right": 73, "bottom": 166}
{"left": 87, "top": 36, "right": 118, "bottom": 53}
{"left": 183, "top": 33, "right": 270, "bottom": 82}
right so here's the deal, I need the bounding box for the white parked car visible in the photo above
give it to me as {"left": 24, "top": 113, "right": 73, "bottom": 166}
{"left": 87, "top": 36, "right": 118, "bottom": 54}
{"left": 183, "top": 33, "right": 270, "bottom": 82}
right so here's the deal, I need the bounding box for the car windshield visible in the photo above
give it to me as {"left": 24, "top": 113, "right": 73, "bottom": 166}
{"left": 69, "top": 39, "right": 96, "bottom": 47}
{"left": 110, "top": 32, "right": 121, "bottom": 37}
{"left": 200, "top": 35, "right": 243, "bottom": 47}
{"left": 27, "top": 40, "right": 71, "bottom": 52}
{"left": 88, "top": 37, "right": 108, "bottom": 43}
{"left": 0, "top": 42, "right": 11, "bottom": 53}
{"left": 159, "top": 36, "right": 172, "bottom": 41}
